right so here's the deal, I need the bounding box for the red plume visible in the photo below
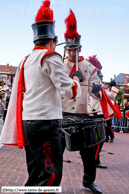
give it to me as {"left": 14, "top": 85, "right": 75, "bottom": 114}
{"left": 64, "top": 9, "right": 79, "bottom": 39}
{"left": 35, "top": 0, "right": 53, "bottom": 22}
{"left": 88, "top": 55, "right": 102, "bottom": 70}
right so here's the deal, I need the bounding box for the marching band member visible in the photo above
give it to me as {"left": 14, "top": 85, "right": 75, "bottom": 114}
{"left": 0, "top": 1, "right": 82, "bottom": 190}
{"left": 106, "top": 80, "right": 118, "bottom": 142}
{"left": 89, "top": 55, "right": 118, "bottom": 169}
{"left": 61, "top": 9, "right": 102, "bottom": 194}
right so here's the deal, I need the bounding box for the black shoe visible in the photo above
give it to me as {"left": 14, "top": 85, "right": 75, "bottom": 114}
{"left": 110, "top": 137, "right": 114, "bottom": 143}
{"left": 96, "top": 162, "right": 107, "bottom": 169}
{"left": 83, "top": 182, "right": 102, "bottom": 194}
{"left": 105, "top": 138, "right": 109, "bottom": 142}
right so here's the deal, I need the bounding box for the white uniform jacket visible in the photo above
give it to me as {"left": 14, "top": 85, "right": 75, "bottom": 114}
{"left": 90, "top": 85, "right": 118, "bottom": 115}
{"left": 22, "top": 49, "right": 81, "bottom": 120}
{"left": 0, "top": 48, "right": 81, "bottom": 146}
{"left": 61, "top": 57, "right": 102, "bottom": 114}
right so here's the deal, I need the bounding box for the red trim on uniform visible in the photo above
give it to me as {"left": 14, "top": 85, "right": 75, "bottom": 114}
{"left": 16, "top": 55, "right": 30, "bottom": 148}
{"left": 33, "top": 46, "right": 62, "bottom": 67}
{"left": 33, "top": 46, "right": 46, "bottom": 51}
{"left": 100, "top": 88, "right": 116, "bottom": 120}
{"left": 109, "top": 119, "right": 114, "bottom": 136}
{"left": 95, "top": 143, "right": 100, "bottom": 161}
{"left": 92, "top": 67, "right": 99, "bottom": 75}
{"left": 68, "top": 56, "right": 85, "bottom": 80}
{"left": 45, "top": 171, "right": 55, "bottom": 186}
{"left": 111, "top": 90, "right": 117, "bottom": 94}
{"left": 40, "top": 50, "right": 62, "bottom": 67}
{"left": 69, "top": 63, "right": 76, "bottom": 77}
{"left": 71, "top": 82, "right": 77, "bottom": 99}
{"left": 69, "top": 64, "right": 85, "bottom": 80}
{"left": 79, "top": 56, "right": 84, "bottom": 62}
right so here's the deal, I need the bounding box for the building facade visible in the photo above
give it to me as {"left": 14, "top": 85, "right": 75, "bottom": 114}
{"left": 114, "top": 73, "right": 129, "bottom": 84}
{"left": 0, "top": 63, "right": 17, "bottom": 84}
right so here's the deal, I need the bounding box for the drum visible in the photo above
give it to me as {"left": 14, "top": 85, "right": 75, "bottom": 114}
{"left": 58, "top": 113, "right": 106, "bottom": 151}
{"left": 82, "top": 118, "right": 106, "bottom": 148}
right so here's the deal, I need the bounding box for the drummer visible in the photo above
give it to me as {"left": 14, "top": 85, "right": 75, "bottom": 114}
{"left": 88, "top": 55, "right": 118, "bottom": 168}
{"left": 60, "top": 10, "right": 102, "bottom": 194}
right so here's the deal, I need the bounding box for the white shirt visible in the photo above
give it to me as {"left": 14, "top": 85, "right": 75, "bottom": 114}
{"left": 90, "top": 85, "right": 118, "bottom": 115}
{"left": 61, "top": 58, "right": 101, "bottom": 114}
{"left": 22, "top": 49, "right": 81, "bottom": 120}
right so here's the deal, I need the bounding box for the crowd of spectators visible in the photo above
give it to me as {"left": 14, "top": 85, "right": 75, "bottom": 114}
{"left": 0, "top": 90, "right": 11, "bottom": 123}
{"left": 112, "top": 100, "right": 129, "bottom": 132}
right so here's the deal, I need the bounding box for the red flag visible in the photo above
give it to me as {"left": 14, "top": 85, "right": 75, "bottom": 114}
{"left": 115, "top": 102, "right": 123, "bottom": 118}
{"left": 16, "top": 55, "right": 29, "bottom": 148}
{"left": 100, "top": 88, "right": 117, "bottom": 120}
{"left": 125, "top": 111, "right": 129, "bottom": 119}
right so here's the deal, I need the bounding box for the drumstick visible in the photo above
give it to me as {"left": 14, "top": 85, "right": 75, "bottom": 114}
{"left": 80, "top": 83, "right": 93, "bottom": 87}
{"left": 76, "top": 50, "right": 78, "bottom": 71}
{"left": 80, "top": 83, "right": 105, "bottom": 88}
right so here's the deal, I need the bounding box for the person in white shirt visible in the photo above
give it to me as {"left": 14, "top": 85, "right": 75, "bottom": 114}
{"left": 61, "top": 9, "right": 102, "bottom": 194}
{"left": 0, "top": 1, "right": 82, "bottom": 191}
{"left": 89, "top": 55, "right": 118, "bottom": 169}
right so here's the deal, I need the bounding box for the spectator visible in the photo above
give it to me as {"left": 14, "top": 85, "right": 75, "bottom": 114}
{"left": 3, "top": 90, "right": 11, "bottom": 123}
{"left": 119, "top": 102, "right": 124, "bottom": 130}
{"left": 120, "top": 102, "right": 124, "bottom": 110}
{"left": 127, "top": 101, "right": 129, "bottom": 109}
{"left": 123, "top": 101, "right": 129, "bottom": 128}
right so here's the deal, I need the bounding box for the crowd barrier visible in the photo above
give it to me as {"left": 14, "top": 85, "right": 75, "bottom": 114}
{"left": 0, "top": 104, "right": 4, "bottom": 117}
{"left": 112, "top": 114, "right": 129, "bottom": 133}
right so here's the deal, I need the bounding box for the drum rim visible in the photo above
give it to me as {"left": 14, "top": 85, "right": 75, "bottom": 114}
{"left": 87, "top": 136, "right": 106, "bottom": 148}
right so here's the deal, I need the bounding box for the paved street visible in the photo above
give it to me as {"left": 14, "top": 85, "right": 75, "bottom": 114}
{"left": 0, "top": 121, "right": 129, "bottom": 194}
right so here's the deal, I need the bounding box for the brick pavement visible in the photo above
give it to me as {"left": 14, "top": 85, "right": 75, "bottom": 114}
{"left": 0, "top": 131, "right": 129, "bottom": 194}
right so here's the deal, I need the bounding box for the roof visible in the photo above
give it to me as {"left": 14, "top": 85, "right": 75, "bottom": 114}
{"left": 121, "top": 73, "right": 129, "bottom": 81}
{"left": 0, "top": 65, "right": 17, "bottom": 75}
{"left": 123, "top": 87, "right": 129, "bottom": 93}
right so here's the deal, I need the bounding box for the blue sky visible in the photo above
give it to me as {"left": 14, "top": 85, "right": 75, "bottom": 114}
{"left": 0, "top": 0, "right": 129, "bottom": 82}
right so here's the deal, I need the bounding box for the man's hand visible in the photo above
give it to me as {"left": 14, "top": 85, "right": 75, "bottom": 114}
{"left": 73, "top": 76, "right": 80, "bottom": 82}
{"left": 72, "top": 70, "right": 83, "bottom": 82}
{"left": 92, "top": 83, "right": 102, "bottom": 93}
{"left": 94, "top": 92, "right": 100, "bottom": 98}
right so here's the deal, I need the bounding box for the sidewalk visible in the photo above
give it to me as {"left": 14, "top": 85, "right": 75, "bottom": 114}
{"left": 0, "top": 131, "right": 129, "bottom": 194}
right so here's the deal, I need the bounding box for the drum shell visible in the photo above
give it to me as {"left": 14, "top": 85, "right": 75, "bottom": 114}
{"left": 59, "top": 114, "right": 106, "bottom": 151}
{"left": 82, "top": 119, "right": 106, "bottom": 148}
{"left": 63, "top": 124, "right": 84, "bottom": 151}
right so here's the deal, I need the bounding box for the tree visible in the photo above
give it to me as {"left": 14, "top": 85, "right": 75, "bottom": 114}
{"left": 115, "top": 88, "right": 124, "bottom": 105}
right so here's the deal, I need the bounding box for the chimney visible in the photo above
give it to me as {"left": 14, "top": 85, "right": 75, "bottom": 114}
{"left": 6, "top": 63, "right": 9, "bottom": 72}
